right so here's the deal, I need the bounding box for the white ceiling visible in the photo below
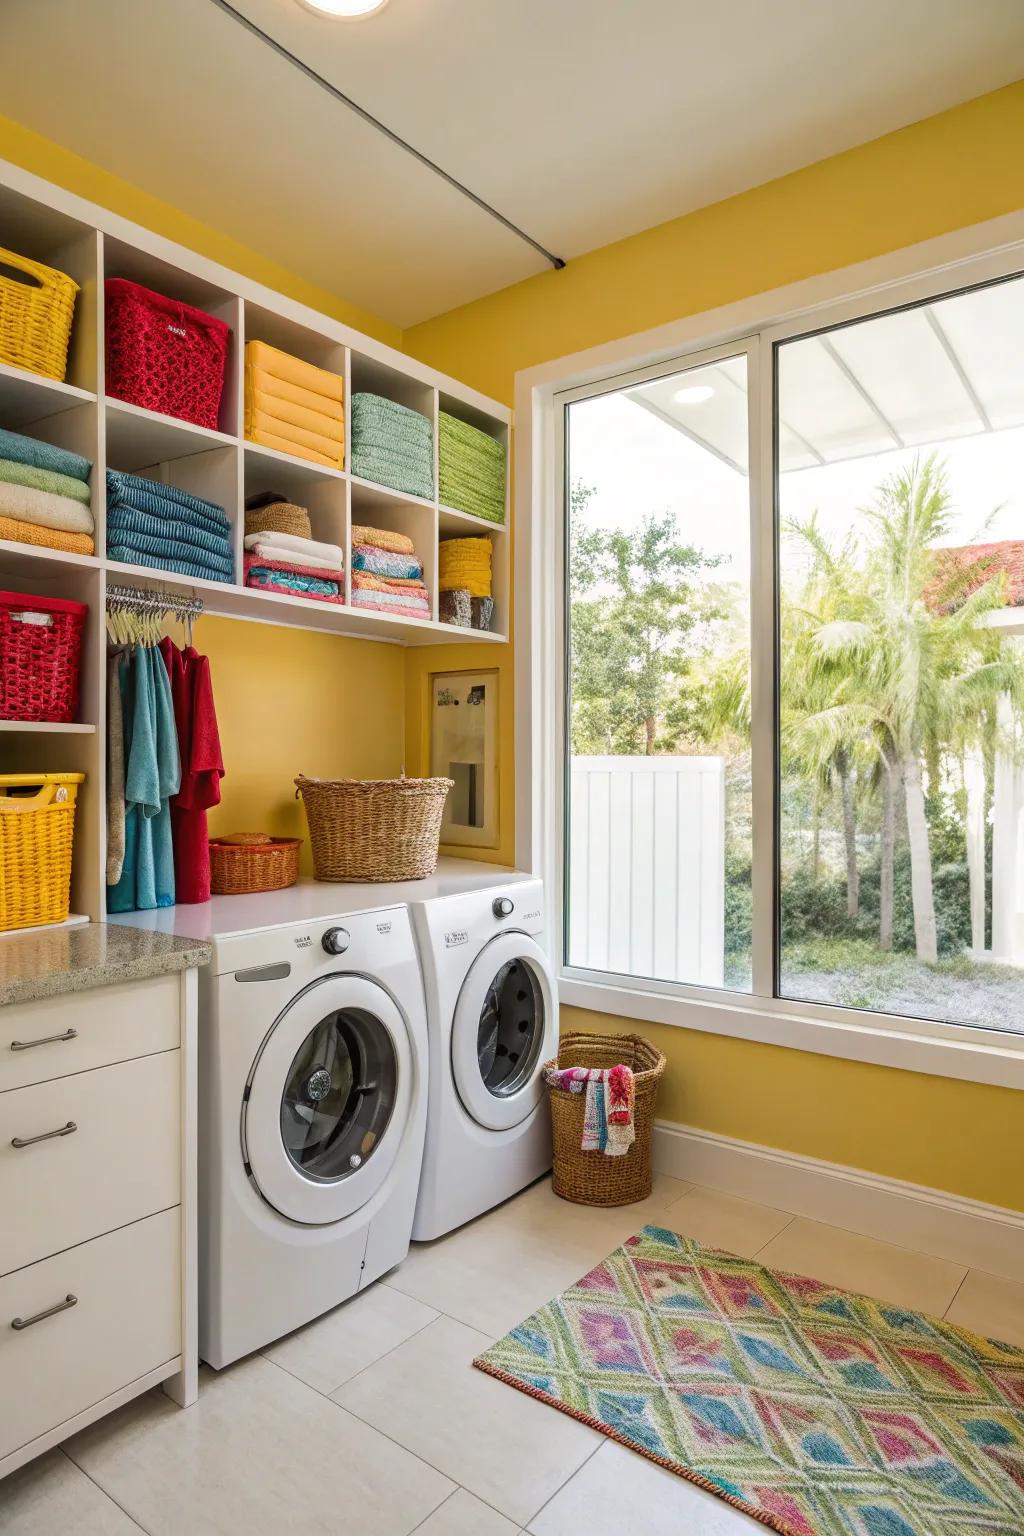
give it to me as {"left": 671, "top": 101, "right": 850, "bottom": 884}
{"left": 4, "top": 0, "right": 1024, "bottom": 328}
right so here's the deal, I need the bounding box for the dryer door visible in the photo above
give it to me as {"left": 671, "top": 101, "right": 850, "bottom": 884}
{"left": 243, "top": 975, "right": 412, "bottom": 1226}
{"left": 451, "top": 933, "right": 556, "bottom": 1132}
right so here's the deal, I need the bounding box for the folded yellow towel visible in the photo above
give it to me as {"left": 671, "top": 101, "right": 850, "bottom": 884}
{"left": 248, "top": 390, "right": 343, "bottom": 446}
{"left": 351, "top": 524, "right": 415, "bottom": 555}
{"left": 247, "top": 411, "right": 344, "bottom": 469}
{"left": 248, "top": 366, "right": 344, "bottom": 423}
{"left": 246, "top": 426, "right": 342, "bottom": 470}
{"left": 0, "top": 515, "right": 95, "bottom": 556}
{"left": 439, "top": 537, "right": 492, "bottom": 597}
{"left": 245, "top": 340, "right": 343, "bottom": 404}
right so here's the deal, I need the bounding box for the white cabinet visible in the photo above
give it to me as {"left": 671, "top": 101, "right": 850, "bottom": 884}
{"left": 0, "top": 969, "right": 197, "bottom": 1479}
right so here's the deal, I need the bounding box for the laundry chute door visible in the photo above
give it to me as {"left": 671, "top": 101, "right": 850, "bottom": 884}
{"left": 450, "top": 934, "right": 557, "bottom": 1131}
{"left": 244, "top": 976, "right": 412, "bottom": 1226}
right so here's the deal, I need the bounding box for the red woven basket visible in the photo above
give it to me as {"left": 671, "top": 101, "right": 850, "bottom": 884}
{"left": 105, "top": 278, "right": 230, "bottom": 430}
{"left": 0, "top": 591, "right": 87, "bottom": 723}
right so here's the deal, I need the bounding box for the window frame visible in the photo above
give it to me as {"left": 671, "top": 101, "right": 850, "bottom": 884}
{"left": 517, "top": 211, "right": 1024, "bottom": 1091}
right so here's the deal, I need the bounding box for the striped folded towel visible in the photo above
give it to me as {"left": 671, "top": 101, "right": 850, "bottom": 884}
{"left": 0, "top": 427, "right": 91, "bottom": 483}
{"left": 106, "top": 545, "right": 232, "bottom": 583}
{"left": 106, "top": 520, "right": 234, "bottom": 580}
{"left": 439, "top": 413, "right": 506, "bottom": 525}
{"left": 107, "top": 506, "right": 231, "bottom": 564}
{"left": 106, "top": 470, "right": 231, "bottom": 536}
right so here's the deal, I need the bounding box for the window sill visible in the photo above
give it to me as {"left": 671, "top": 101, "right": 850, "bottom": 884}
{"left": 558, "top": 973, "right": 1024, "bottom": 1091}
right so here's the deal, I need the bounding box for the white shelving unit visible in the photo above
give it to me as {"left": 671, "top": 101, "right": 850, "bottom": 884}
{"left": 0, "top": 158, "right": 511, "bottom": 925}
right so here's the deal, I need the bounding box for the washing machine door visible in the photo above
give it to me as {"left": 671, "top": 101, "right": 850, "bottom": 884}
{"left": 243, "top": 975, "right": 412, "bottom": 1226}
{"left": 451, "top": 933, "right": 556, "bottom": 1132}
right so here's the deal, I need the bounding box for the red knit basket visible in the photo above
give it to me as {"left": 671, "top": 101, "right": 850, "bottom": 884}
{"left": 105, "top": 278, "right": 230, "bottom": 430}
{"left": 0, "top": 591, "right": 87, "bottom": 723}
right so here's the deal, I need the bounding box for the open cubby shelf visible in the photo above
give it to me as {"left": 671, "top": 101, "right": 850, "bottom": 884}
{"left": 0, "top": 158, "right": 511, "bottom": 649}
{"left": 0, "top": 158, "right": 511, "bottom": 928}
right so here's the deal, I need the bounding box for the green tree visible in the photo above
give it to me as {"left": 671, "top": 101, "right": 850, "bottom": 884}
{"left": 569, "top": 482, "right": 720, "bottom": 755}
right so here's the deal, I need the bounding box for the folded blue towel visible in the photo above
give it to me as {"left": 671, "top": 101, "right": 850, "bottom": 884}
{"left": 247, "top": 565, "right": 340, "bottom": 598}
{"left": 106, "top": 470, "right": 231, "bottom": 536}
{"left": 352, "top": 547, "right": 424, "bottom": 581}
{"left": 106, "top": 505, "right": 234, "bottom": 564}
{"left": 0, "top": 426, "right": 92, "bottom": 483}
{"left": 107, "top": 544, "right": 234, "bottom": 584}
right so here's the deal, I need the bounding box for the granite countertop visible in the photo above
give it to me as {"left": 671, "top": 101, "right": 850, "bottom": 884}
{"left": 0, "top": 922, "right": 211, "bottom": 1008}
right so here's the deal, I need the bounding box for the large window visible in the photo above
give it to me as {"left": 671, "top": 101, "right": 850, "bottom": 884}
{"left": 564, "top": 351, "right": 753, "bottom": 993}
{"left": 777, "top": 277, "right": 1024, "bottom": 1033}
{"left": 559, "top": 268, "right": 1024, "bottom": 1040}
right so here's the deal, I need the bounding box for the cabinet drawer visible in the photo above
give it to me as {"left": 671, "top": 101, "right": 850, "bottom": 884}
{"left": 0, "top": 1208, "right": 180, "bottom": 1463}
{"left": 1, "top": 1051, "right": 180, "bottom": 1275}
{"left": 1, "top": 974, "right": 180, "bottom": 1093}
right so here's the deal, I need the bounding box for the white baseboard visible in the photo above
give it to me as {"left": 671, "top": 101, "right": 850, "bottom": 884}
{"left": 652, "top": 1121, "right": 1024, "bottom": 1284}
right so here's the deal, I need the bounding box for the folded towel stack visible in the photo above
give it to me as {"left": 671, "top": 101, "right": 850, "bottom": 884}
{"left": 244, "top": 523, "right": 345, "bottom": 606}
{"left": 351, "top": 523, "right": 431, "bottom": 620}
{"left": 0, "top": 426, "right": 95, "bottom": 555}
{"left": 438, "top": 413, "right": 506, "bottom": 525}
{"left": 106, "top": 470, "right": 234, "bottom": 582}
{"left": 350, "top": 393, "right": 433, "bottom": 501}
{"left": 438, "top": 536, "right": 494, "bottom": 630}
{"left": 245, "top": 341, "right": 344, "bottom": 470}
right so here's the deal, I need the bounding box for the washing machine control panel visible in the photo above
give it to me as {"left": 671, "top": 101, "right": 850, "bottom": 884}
{"left": 492, "top": 896, "right": 515, "bottom": 918}
{"left": 321, "top": 926, "right": 351, "bottom": 955}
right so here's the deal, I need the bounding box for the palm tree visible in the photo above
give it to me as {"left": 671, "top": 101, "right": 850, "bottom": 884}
{"left": 786, "top": 456, "right": 1023, "bottom": 965}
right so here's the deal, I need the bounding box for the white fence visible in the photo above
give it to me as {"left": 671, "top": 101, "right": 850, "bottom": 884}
{"left": 568, "top": 755, "right": 726, "bottom": 987}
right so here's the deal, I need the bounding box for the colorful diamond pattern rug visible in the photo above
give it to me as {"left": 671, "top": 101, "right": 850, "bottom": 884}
{"left": 473, "top": 1226, "right": 1024, "bottom": 1535}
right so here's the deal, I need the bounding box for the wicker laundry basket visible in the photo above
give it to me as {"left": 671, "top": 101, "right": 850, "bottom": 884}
{"left": 546, "top": 1031, "right": 666, "bottom": 1207}
{"left": 0, "top": 247, "right": 79, "bottom": 381}
{"left": 295, "top": 775, "right": 453, "bottom": 882}
{"left": 209, "top": 835, "right": 301, "bottom": 895}
{"left": 0, "top": 773, "right": 85, "bottom": 931}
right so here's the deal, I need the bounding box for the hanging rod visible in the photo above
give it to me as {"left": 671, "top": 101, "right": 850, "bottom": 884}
{"left": 205, "top": 0, "right": 566, "bottom": 272}
{"left": 105, "top": 583, "right": 205, "bottom": 621}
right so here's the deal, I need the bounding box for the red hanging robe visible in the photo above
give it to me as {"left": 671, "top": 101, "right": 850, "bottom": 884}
{"left": 160, "top": 638, "right": 224, "bottom": 903}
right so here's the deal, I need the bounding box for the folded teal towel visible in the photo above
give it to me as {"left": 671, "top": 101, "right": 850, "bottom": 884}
{"left": 107, "top": 506, "right": 234, "bottom": 564}
{"left": 0, "top": 427, "right": 91, "bottom": 483}
{"left": 352, "top": 546, "right": 423, "bottom": 580}
{"left": 107, "top": 646, "right": 180, "bottom": 913}
{"left": 247, "top": 565, "right": 341, "bottom": 598}
{"left": 106, "top": 470, "right": 230, "bottom": 535}
{"left": 107, "top": 544, "right": 234, "bottom": 584}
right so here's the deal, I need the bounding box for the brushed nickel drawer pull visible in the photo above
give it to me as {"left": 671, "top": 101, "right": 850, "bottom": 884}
{"left": 11, "top": 1120, "right": 77, "bottom": 1149}
{"left": 10, "top": 1029, "right": 78, "bottom": 1052}
{"left": 11, "top": 1294, "right": 78, "bottom": 1330}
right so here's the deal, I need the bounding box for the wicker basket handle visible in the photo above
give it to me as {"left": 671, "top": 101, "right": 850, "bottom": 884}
{"left": 0, "top": 250, "right": 47, "bottom": 291}
{"left": 0, "top": 782, "right": 66, "bottom": 813}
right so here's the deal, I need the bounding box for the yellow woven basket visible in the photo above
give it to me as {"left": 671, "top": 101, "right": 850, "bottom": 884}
{"left": 0, "top": 247, "right": 79, "bottom": 382}
{"left": 0, "top": 773, "right": 84, "bottom": 931}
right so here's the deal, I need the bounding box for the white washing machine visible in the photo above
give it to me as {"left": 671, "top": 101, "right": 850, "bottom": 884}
{"left": 410, "top": 876, "right": 558, "bottom": 1241}
{"left": 194, "top": 899, "right": 428, "bottom": 1368}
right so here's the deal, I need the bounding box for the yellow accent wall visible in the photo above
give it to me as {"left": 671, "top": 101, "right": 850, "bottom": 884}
{"left": 402, "top": 82, "right": 1024, "bottom": 1213}
{"left": 2, "top": 87, "right": 1022, "bottom": 1208}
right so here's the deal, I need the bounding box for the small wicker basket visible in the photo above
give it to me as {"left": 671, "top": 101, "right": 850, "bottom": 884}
{"left": 0, "top": 247, "right": 79, "bottom": 382}
{"left": 295, "top": 775, "right": 453, "bottom": 882}
{"left": 546, "top": 1031, "right": 666, "bottom": 1207}
{"left": 0, "top": 772, "right": 85, "bottom": 932}
{"left": 209, "top": 835, "right": 301, "bottom": 896}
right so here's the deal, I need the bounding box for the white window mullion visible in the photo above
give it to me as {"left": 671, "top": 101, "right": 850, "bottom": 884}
{"left": 748, "top": 333, "right": 777, "bottom": 999}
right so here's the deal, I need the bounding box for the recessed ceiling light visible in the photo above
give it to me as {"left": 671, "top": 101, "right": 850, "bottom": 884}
{"left": 298, "top": 0, "right": 389, "bottom": 16}
{"left": 673, "top": 384, "right": 715, "bottom": 405}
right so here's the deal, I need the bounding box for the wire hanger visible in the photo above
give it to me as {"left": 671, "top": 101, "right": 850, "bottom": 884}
{"left": 105, "top": 583, "right": 204, "bottom": 650}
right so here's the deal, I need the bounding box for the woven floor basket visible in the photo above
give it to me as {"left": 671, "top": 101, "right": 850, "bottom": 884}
{"left": 546, "top": 1031, "right": 666, "bottom": 1207}
{"left": 209, "top": 836, "right": 301, "bottom": 895}
{"left": 295, "top": 775, "right": 453, "bottom": 882}
{"left": 0, "top": 247, "right": 79, "bottom": 382}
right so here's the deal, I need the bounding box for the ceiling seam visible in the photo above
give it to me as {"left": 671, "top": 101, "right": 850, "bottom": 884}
{"left": 205, "top": 0, "right": 566, "bottom": 272}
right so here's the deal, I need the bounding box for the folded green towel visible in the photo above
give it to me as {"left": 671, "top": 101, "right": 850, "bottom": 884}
{"left": 0, "top": 457, "right": 91, "bottom": 504}
{"left": 351, "top": 393, "right": 434, "bottom": 501}
{"left": 0, "top": 427, "right": 91, "bottom": 483}
{"left": 438, "top": 413, "right": 506, "bottom": 525}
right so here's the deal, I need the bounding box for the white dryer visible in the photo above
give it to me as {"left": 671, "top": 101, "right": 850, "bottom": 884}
{"left": 195, "top": 900, "right": 427, "bottom": 1368}
{"left": 410, "top": 877, "right": 557, "bottom": 1241}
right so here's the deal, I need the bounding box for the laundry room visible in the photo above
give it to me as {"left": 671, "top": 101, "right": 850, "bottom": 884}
{"left": 2, "top": 4, "right": 1024, "bottom": 1534}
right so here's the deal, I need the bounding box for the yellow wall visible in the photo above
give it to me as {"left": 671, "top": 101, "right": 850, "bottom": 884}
{"left": 403, "top": 82, "right": 1024, "bottom": 1212}
{"left": 2, "top": 87, "right": 1022, "bottom": 1207}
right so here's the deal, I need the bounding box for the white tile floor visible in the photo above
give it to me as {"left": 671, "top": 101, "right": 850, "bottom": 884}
{"left": 3, "top": 1176, "right": 1023, "bottom": 1535}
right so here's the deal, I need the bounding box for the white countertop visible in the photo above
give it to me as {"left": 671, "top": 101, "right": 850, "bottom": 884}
{"left": 106, "top": 858, "right": 535, "bottom": 941}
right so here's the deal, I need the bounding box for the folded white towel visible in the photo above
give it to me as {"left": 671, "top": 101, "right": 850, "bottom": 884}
{"left": 245, "top": 539, "right": 343, "bottom": 574}
{"left": 0, "top": 481, "right": 95, "bottom": 535}
{"left": 243, "top": 529, "right": 343, "bottom": 565}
